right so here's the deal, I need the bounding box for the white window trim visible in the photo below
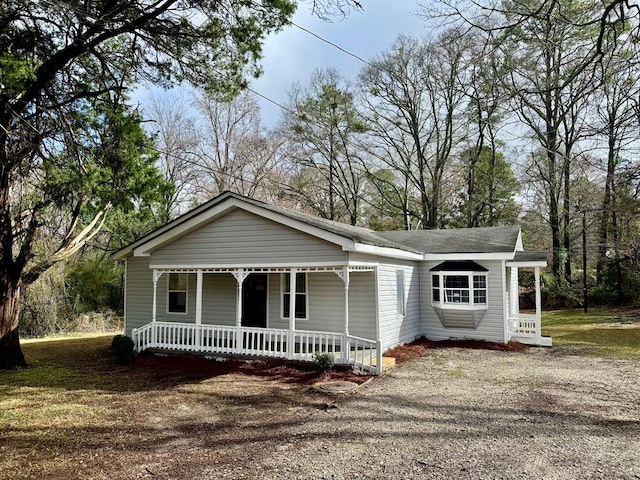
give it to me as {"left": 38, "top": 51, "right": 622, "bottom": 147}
{"left": 397, "top": 270, "right": 406, "bottom": 316}
{"left": 280, "top": 272, "right": 309, "bottom": 321}
{"left": 431, "top": 270, "right": 489, "bottom": 311}
{"left": 166, "top": 272, "right": 189, "bottom": 315}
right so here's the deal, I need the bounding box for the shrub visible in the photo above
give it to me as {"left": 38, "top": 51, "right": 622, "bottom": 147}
{"left": 313, "top": 352, "right": 335, "bottom": 373}
{"left": 111, "top": 334, "right": 135, "bottom": 363}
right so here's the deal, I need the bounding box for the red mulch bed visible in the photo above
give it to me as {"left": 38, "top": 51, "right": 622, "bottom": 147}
{"left": 384, "top": 337, "right": 529, "bottom": 365}
{"left": 131, "top": 338, "right": 527, "bottom": 386}
{"left": 133, "top": 353, "right": 373, "bottom": 385}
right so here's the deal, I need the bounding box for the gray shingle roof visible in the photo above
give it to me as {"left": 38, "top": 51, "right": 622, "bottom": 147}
{"left": 511, "top": 251, "right": 548, "bottom": 263}
{"left": 376, "top": 226, "right": 521, "bottom": 254}
{"left": 235, "top": 194, "right": 423, "bottom": 253}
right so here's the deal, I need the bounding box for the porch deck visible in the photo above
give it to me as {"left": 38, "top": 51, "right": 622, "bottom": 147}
{"left": 132, "top": 322, "right": 383, "bottom": 374}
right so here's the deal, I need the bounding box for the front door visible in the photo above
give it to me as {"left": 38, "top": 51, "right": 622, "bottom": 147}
{"left": 241, "top": 274, "right": 268, "bottom": 328}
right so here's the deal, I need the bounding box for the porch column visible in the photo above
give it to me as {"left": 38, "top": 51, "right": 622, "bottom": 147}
{"left": 195, "top": 269, "right": 203, "bottom": 349}
{"left": 534, "top": 266, "right": 542, "bottom": 338}
{"left": 232, "top": 269, "right": 246, "bottom": 354}
{"left": 510, "top": 266, "right": 519, "bottom": 316}
{"left": 235, "top": 268, "right": 244, "bottom": 327}
{"left": 152, "top": 270, "right": 162, "bottom": 347}
{"left": 343, "top": 266, "right": 350, "bottom": 364}
{"left": 288, "top": 268, "right": 297, "bottom": 360}
{"left": 152, "top": 269, "right": 158, "bottom": 323}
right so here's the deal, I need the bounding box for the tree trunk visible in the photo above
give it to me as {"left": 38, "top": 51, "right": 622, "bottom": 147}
{"left": 0, "top": 282, "right": 26, "bottom": 369}
{"left": 597, "top": 133, "right": 616, "bottom": 284}
{"left": 563, "top": 156, "right": 571, "bottom": 282}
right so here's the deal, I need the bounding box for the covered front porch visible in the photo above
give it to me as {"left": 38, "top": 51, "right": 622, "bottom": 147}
{"left": 131, "top": 265, "right": 383, "bottom": 373}
{"left": 507, "top": 254, "right": 552, "bottom": 347}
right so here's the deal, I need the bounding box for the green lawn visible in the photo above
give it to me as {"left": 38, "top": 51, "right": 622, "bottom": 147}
{"left": 542, "top": 308, "right": 640, "bottom": 360}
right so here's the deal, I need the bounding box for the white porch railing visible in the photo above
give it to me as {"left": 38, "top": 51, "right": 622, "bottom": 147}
{"left": 510, "top": 313, "right": 539, "bottom": 337}
{"left": 131, "top": 322, "right": 382, "bottom": 374}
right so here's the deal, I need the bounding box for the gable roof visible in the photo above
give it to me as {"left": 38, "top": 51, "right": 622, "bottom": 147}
{"left": 112, "top": 191, "right": 421, "bottom": 260}
{"left": 112, "top": 191, "right": 525, "bottom": 261}
{"left": 233, "top": 194, "right": 422, "bottom": 253}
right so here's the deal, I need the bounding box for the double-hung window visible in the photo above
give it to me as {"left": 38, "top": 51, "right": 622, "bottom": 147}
{"left": 167, "top": 273, "right": 188, "bottom": 314}
{"left": 282, "top": 272, "right": 307, "bottom": 320}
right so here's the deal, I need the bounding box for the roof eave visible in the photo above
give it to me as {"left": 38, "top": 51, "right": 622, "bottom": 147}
{"left": 351, "top": 242, "right": 424, "bottom": 261}
{"left": 424, "top": 252, "right": 516, "bottom": 261}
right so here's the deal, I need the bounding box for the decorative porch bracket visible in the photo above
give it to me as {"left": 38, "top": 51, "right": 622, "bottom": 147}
{"left": 231, "top": 268, "right": 250, "bottom": 332}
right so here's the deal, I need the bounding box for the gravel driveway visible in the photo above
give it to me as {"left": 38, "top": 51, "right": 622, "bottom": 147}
{"left": 135, "top": 347, "right": 640, "bottom": 480}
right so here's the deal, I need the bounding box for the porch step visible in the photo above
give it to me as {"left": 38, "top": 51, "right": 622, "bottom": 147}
{"left": 372, "top": 356, "right": 396, "bottom": 371}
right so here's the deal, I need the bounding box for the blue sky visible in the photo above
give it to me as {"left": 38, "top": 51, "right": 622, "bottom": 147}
{"left": 251, "top": 2, "right": 428, "bottom": 127}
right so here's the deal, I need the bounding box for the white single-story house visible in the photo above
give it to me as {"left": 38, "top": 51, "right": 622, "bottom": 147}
{"left": 113, "top": 191, "right": 551, "bottom": 374}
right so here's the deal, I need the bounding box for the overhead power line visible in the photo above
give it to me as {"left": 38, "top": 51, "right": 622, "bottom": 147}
{"left": 290, "top": 22, "right": 372, "bottom": 67}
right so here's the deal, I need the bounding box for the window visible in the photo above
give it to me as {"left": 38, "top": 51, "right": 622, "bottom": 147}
{"left": 444, "top": 275, "right": 470, "bottom": 303}
{"left": 432, "top": 274, "right": 440, "bottom": 302}
{"left": 167, "top": 273, "right": 188, "bottom": 314}
{"left": 397, "top": 270, "right": 406, "bottom": 315}
{"left": 282, "top": 272, "right": 307, "bottom": 320}
{"left": 431, "top": 272, "right": 488, "bottom": 309}
{"left": 473, "top": 275, "right": 487, "bottom": 304}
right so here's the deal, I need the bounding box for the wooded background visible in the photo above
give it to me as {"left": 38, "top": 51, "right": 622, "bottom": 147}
{"left": 4, "top": 0, "right": 639, "bottom": 345}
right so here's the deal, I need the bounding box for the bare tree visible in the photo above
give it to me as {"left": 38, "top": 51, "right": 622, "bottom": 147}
{"left": 592, "top": 49, "right": 640, "bottom": 288}
{"left": 191, "top": 90, "right": 284, "bottom": 201}
{"left": 146, "top": 92, "right": 200, "bottom": 221}
{"left": 281, "top": 68, "right": 367, "bottom": 225}
{"left": 359, "top": 29, "right": 472, "bottom": 229}
{"left": 494, "top": 0, "right": 601, "bottom": 279}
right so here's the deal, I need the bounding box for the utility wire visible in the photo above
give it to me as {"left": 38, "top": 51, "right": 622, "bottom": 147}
{"left": 290, "top": 22, "right": 372, "bottom": 67}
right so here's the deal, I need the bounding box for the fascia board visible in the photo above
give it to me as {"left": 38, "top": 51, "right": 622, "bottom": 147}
{"left": 515, "top": 230, "right": 524, "bottom": 252}
{"left": 506, "top": 260, "right": 548, "bottom": 268}
{"left": 352, "top": 243, "right": 423, "bottom": 261}
{"left": 424, "top": 252, "right": 514, "bottom": 261}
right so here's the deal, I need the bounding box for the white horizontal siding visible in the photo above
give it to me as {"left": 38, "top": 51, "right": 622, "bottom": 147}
{"left": 377, "top": 260, "right": 421, "bottom": 352}
{"left": 155, "top": 272, "right": 197, "bottom": 324}
{"left": 202, "top": 273, "right": 236, "bottom": 326}
{"left": 149, "top": 208, "right": 346, "bottom": 267}
{"left": 421, "top": 260, "right": 506, "bottom": 343}
{"left": 267, "top": 272, "right": 376, "bottom": 339}
{"left": 269, "top": 272, "right": 343, "bottom": 333}
{"left": 348, "top": 272, "right": 376, "bottom": 340}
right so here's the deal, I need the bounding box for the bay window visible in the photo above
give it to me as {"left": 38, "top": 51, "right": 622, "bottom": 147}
{"left": 430, "top": 261, "right": 489, "bottom": 310}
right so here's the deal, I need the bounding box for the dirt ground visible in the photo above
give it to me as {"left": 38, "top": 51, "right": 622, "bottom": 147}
{"left": 3, "top": 342, "right": 640, "bottom": 479}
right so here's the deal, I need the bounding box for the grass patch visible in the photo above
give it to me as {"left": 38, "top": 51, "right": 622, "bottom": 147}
{"left": 542, "top": 308, "right": 640, "bottom": 360}
{"left": 446, "top": 367, "right": 465, "bottom": 379}
{"left": 0, "top": 333, "right": 339, "bottom": 479}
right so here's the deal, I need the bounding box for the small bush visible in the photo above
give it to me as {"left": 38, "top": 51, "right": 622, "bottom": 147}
{"left": 111, "top": 334, "right": 135, "bottom": 363}
{"left": 313, "top": 352, "right": 335, "bottom": 373}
